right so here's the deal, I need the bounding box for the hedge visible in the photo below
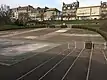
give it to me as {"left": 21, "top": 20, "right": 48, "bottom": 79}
{"left": 44, "top": 20, "right": 100, "bottom": 24}
{"left": 0, "top": 25, "right": 46, "bottom": 31}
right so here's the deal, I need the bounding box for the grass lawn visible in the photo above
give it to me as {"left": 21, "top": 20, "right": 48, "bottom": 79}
{"left": 0, "top": 25, "right": 24, "bottom": 31}
{"left": 0, "top": 25, "right": 41, "bottom": 31}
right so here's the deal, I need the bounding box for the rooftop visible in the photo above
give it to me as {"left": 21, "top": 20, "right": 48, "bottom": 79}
{"left": 18, "top": 5, "right": 34, "bottom": 10}
{"left": 78, "top": 5, "right": 101, "bottom": 9}
{"left": 46, "top": 8, "right": 60, "bottom": 12}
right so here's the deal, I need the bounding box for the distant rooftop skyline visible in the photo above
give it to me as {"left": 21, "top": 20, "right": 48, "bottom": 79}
{"left": 1, "top": 0, "right": 107, "bottom": 10}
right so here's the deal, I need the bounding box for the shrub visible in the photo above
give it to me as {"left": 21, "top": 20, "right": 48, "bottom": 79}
{"left": 60, "top": 25, "right": 67, "bottom": 28}
{"left": 100, "top": 20, "right": 107, "bottom": 32}
{"left": 14, "top": 19, "right": 24, "bottom": 26}
{"left": 49, "top": 25, "right": 55, "bottom": 28}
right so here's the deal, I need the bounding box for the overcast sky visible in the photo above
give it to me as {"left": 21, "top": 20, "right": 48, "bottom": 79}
{"left": 0, "top": 0, "right": 107, "bottom": 10}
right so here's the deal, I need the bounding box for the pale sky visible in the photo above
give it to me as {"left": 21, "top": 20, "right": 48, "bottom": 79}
{"left": 0, "top": 0, "right": 107, "bottom": 10}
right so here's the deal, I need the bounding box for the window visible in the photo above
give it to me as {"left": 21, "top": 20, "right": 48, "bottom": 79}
{"left": 13, "top": 13, "right": 15, "bottom": 17}
{"left": 68, "top": 7, "right": 70, "bottom": 9}
{"left": 72, "top": 6, "right": 75, "bottom": 9}
{"left": 63, "top": 7, "right": 66, "bottom": 10}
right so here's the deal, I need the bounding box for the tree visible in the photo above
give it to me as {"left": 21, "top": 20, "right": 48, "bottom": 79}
{"left": 40, "top": 12, "right": 44, "bottom": 21}
{"left": 18, "top": 13, "right": 30, "bottom": 25}
{"left": 0, "top": 4, "right": 11, "bottom": 25}
{"left": 100, "top": 20, "right": 107, "bottom": 32}
{"left": 101, "top": 13, "right": 107, "bottom": 19}
{"left": 51, "top": 12, "right": 55, "bottom": 20}
{"left": 100, "top": 12, "right": 107, "bottom": 32}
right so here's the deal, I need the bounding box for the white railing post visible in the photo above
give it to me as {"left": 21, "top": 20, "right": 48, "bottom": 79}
{"left": 68, "top": 42, "right": 71, "bottom": 49}
{"left": 84, "top": 41, "right": 85, "bottom": 49}
{"left": 74, "top": 41, "right": 76, "bottom": 49}
{"left": 104, "top": 42, "right": 107, "bottom": 50}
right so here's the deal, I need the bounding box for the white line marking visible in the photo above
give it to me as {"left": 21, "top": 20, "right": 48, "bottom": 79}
{"left": 37, "top": 44, "right": 60, "bottom": 52}
{"left": 104, "top": 42, "right": 107, "bottom": 50}
{"left": 55, "top": 28, "right": 70, "bottom": 33}
{"left": 11, "top": 52, "right": 42, "bottom": 66}
{"left": 11, "top": 44, "right": 60, "bottom": 66}
{"left": 84, "top": 41, "right": 85, "bottom": 49}
{"left": 24, "top": 36, "right": 38, "bottom": 39}
{"left": 68, "top": 42, "right": 70, "bottom": 49}
{"left": 86, "top": 48, "right": 93, "bottom": 80}
{"left": 16, "top": 48, "right": 69, "bottom": 80}
{"left": 0, "top": 44, "right": 61, "bottom": 66}
{"left": 1, "top": 44, "right": 48, "bottom": 56}
{"left": 61, "top": 48, "right": 85, "bottom": 80}
{"left": 74, "top": 41, "right": 76, "bottom": 49}
{"left": 38, "top": 48, "right": 76, "bottom": 80}
{"left": 61, "top": 33, "right": 101, "bottom": 37}
{"left": 0, "top": 62, "right": 10, "bottom": 66}
{"left": 38, "top": 32, "right": 58, "bottom": 40}
{"left": 0, "top": 28, "right": 46, "bottom": 37}
{"left": 102, "top": 50, "right": 107, "bottom": 62}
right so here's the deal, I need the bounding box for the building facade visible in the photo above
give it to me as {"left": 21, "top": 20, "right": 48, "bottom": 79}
{"left": 44, "top": 8, "right": 61, "bottom": 20}
{"left": 10, "top": 6, "right": 51, "bottom": 21}
{"left": 76, "top": 6, "right": 101, "bottom": 20}
{"left": 10, "top": 5, "right": 34, "bottom": 21}
{"left": 62, "top": 1, "right": 107, "bottom": 20}
{"left": 101, "top": 1, "right": 107, "bottom": 19}
{"left": 29, "top": 7, "right": 49, "bottom": 21}
{"left": 76, "top": 1, "right": 107, "bottom": 20}
{"left": 62, "top": 1, "right": 79, "bottom": 20}
{"left": 10, "top": 8, "right": 18, "bottom": 20}
{"left": 35, "top": 7, "right": 49, "bottom": 21}
{"left": 10, "top": 1, "right": 107, "bottom": 21}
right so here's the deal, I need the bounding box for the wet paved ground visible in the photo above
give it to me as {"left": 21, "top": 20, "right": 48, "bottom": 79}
{"left": 0, "top": 28, "right": 106, "bottom": 80}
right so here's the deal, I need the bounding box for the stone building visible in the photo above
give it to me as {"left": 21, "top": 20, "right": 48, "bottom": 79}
{"left": 10, "top": 8, "right": 18, "bottom": 20}
{"left": 35, "top": 7, "right": 49, "bottom": 21}
{"left": 76, "top": 6, "right": 101, "bottom": 20}
{"left": 76, "top": 1, "right": 107, "bottom": 20}
{"left": 62, "top": 1, "right": 79, "bottom": 20}
{"left": 29, "top": 7, "right": 49, "bottom": 21}
{"left": 10, "top": 5, "right": 34, "bottom": 21}
{"left": 44, "top": 8, "right": 61, "bottom": 20}
{"left": 101, "top": 1, "right": 107, "bottom": 19}
{"left": 10, "top": 1, "right": 107, "bottom": 21}
{"left": 10, "top": 6, "right": 49, "bottom": 21}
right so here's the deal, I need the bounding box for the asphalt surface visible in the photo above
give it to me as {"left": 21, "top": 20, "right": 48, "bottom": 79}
{"left": 0, "top": 28, "right": 106, "bottom": 80}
